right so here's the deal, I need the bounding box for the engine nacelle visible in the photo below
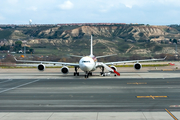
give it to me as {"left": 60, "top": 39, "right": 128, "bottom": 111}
{"left": 110, "top": 66, "right": 117, "bottom": 71}
{"left": 134, "top": 63, "right": 142, "bottom": 70}
{"left": 38, "top": 64, "right": 45, "bottom": 71}
{"left": 61, "top": 66, "right": 69, "bottom": 74}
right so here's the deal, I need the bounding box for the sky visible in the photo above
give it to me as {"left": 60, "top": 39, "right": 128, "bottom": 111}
{"left": 0, "top": 0, "right": 180, "bottom": 25}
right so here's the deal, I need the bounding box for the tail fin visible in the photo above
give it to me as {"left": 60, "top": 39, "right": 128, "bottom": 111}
{"left": 90, "top": 35, "right": 93, "bottom": 56}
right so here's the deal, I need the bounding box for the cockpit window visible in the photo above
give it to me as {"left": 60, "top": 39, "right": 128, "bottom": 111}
{"left": 82, "top": 61, "right": 90, "bottom": 63}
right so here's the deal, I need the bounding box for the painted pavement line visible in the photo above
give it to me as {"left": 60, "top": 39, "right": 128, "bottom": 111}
{"left": 165, "top": 108, "right": 178, "bottom": 120}
{"left": 0, "top": 79, "right": 39, "bottom": 94}
{"left": 137, "top": 95, "right": 167, "bottom": 99}
{"left": 0, "top": 79, "right": 13, "bottom": 84}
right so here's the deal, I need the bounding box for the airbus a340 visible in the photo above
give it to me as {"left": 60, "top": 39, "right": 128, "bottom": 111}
{"left": 15, "top": 35, "right": 166, "bottom": 78}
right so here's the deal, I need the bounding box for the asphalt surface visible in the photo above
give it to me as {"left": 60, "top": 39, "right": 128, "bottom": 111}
{"left": 0, "top": 77, "right": 180, "bottom": 112}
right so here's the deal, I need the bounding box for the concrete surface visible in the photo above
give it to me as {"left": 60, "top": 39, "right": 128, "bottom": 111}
{"left": 0, "top": 65, "right": 180, "bottom": 120}
{"left": 0, "top": 112, "right": 179, "bottom": 120}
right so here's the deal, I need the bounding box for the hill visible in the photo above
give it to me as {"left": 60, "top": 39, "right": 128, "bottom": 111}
{"left": 0, "top": 24, "right": 180, "bottom": 59}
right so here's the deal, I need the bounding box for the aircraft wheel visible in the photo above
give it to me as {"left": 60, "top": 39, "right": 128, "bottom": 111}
{"left": 100, "top": 72, "right": 104, "bottom": 75}
{"left": 89, "top": 72, "right": 92, "bottom": 76}
{"left": 85, "top": 75, "right": 89, "bottom": 78}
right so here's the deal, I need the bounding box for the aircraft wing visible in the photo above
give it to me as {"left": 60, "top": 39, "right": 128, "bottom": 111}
{"left": 104, "top": 56, "right": 167, "bottom": 65}
{"left": 14, "top": 57, "right": 79, "bottom": 67}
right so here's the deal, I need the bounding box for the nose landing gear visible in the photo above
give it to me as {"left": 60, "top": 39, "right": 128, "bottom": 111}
{"left": 84, "top": 72, "right": 92, "bottom": 78}
{"left": 85, "top": 71, "right": 89, "bottom": 78}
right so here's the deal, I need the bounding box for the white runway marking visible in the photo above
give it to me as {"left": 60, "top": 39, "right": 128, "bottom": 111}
{"left": 0, "top": 80, "right": 39, "bottom": 94}
{"left": 0, "top": 79, "right": 13, "bottom": 84}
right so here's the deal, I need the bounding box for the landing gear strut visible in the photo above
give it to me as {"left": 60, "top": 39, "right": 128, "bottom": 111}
{"left": 74, "top": 67, "right": 79, "bottom": 76}
{"left": 85, "top": 71, "right": 89, "bottom": 78}
{"left": 100, "top": 67, "right": 105, "bottom": 76}
{"left": 89, "top": 72, "right": 92, "bottom": 76}
{"left": 84, "top": 72, "right": 92, "bottom": 78}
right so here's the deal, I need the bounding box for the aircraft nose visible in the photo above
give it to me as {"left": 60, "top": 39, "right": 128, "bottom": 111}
{"left": 81, "top": 64, "right": 91, "bottom": 71}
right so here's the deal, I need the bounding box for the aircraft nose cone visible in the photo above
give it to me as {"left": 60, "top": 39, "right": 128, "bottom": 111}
{"left": 81, "top": 64, "right": 89, "bottom": 71}
{"left": 80, "top": 64, "right": 92, "bottom": 72}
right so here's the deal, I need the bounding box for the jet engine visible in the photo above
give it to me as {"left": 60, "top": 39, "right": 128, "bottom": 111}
{"left": 134, "top": 63, "right": 142, "bottom": 70}
{"left": 38, "top": 64, "right": 45, "bottom": 71}
{"left": 61, "top": 66, "right": 69, "bottom": 74}
{"left": 110, "top": 66, "right": 117, "bottom": 71}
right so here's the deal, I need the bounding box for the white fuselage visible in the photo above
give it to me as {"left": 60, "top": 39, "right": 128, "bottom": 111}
{"left": 79, "top": 56, "right": 97, "bottom": 72}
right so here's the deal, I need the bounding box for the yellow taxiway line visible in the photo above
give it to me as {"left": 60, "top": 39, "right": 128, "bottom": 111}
{"left": 165, "top": 108, "right": 178, "bottom": 120}
{"left": 127, "top": 82, "right": 147, "bottom": 85}
{"left": 137, "top": 95, "right": 167, "bottom": 99}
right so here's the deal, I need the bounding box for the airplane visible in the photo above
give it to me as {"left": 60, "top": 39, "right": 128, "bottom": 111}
{"left": 14, "top": 35, "right": 166, "bottom": 78}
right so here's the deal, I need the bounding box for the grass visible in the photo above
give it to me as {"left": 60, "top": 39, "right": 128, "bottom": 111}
{"left": 0, "top": 30, "right": 13, "bottom": 39}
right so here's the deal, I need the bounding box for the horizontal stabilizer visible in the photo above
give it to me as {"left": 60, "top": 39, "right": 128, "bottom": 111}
{"left": 69, "top": 55, "right": 84, "bottom": 58}
{"left": 96, "top": 54, "right": 117, "bottom": 58}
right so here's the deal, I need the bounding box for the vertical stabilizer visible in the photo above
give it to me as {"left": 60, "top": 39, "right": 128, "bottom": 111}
{"left": 90, "top": 35, "right": 93, "bottom": 56}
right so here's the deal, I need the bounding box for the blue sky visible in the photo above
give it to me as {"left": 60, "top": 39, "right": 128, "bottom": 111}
{"left": 0, "top": 0, "right": 180, "bottom": 25}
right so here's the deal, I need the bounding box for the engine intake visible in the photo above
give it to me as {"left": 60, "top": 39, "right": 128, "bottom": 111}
{"left": 134, "top": 63, "right": 142, "bottom": 70}
{"left": 61, "top": 66, "right": 69, "bottom": 74}
{"left": 38, "top": 64, "right": 45, "bottom": 71}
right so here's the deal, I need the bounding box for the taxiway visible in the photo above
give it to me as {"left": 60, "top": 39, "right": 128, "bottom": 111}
{"left": 0, "top": 68, "right": 180, "bottom": 120}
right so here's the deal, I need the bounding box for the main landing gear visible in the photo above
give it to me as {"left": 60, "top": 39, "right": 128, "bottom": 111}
{"left": 100, "top": 67, "right": 105, "bottom": 76}
{"left": 74, "top": 67, "right": 79, "bottom": 76}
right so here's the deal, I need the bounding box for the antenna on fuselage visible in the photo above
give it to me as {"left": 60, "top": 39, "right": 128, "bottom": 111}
{"left": 90, "top": 35, "right": 93, "bottom": 56}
